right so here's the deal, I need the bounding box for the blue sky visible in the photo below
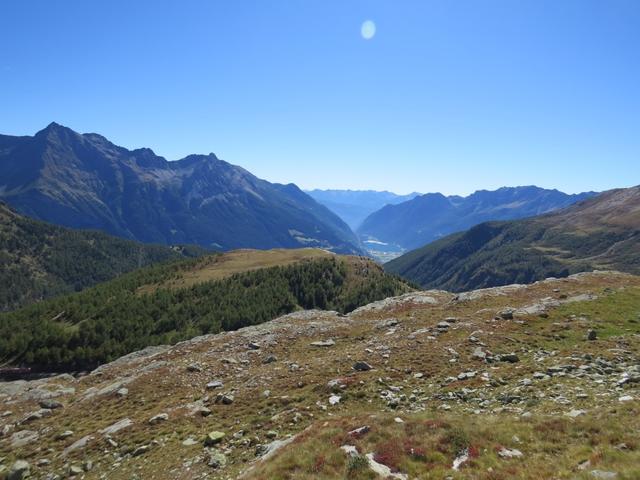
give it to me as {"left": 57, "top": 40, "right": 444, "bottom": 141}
{"left": 1, "top": 0, "right": 638, "bottom": 195}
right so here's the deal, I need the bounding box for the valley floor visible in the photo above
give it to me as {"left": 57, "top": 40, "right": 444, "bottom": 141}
{"left": 2, "top": 271, "right": 640, "bottom": 479}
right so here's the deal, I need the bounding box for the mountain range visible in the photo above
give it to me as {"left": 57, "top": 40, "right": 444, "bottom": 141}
{"left": 0, "top": 123, "right": 363, "bottom": 255}
{"left": 358, "top": 186, "right": 597, "bottom": 253}
{"left": 305, "top": 189, "right": 421, "bottom": 230}
{"left": 386, "top": 186, "right": 640, "bottom": 291}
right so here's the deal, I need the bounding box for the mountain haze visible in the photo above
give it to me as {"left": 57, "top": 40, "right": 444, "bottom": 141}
{"left": 359, "top": 186, "right": 596, "bottom": 251}
{"left": 386, "top": 186, "right": 640, "bottom": 291}
{"left": 305, "top": 189, "right": 421, "bottom": 230}
{"left": 0, "top": 123, "right": 363, "bottom": 254}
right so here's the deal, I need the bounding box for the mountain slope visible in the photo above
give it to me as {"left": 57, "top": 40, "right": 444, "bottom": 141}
{"left": 2, "top": 271, "right": 640, "bottom": 479}
{"left": 385, "top": 186, "right": 640, "bottom": 291}
{"left": 0, "top": 203, "right": 204, "bottom": 312}
{"left": 0, "top": 123, "right": 363, "bottom": 254}
{"left": 358, "top": 186, "right": 596, "bottom": 251}
{"left": 305, "top": 189, "right": 421, "bottom": 230}
{"left": 0, "top": 249, "right": 412, "bottom": 370}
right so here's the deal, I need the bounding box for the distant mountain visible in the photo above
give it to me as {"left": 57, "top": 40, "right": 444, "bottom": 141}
{"left": 385, "top": 186, "right": 640, "bottom": 291}
{"left": 305, "top": 189, "right": 421, "bottom": 230}
{"left": 0, "top": 202, "right": 204, "bottom": 311}
{"left": 0, "top": 123, "right": 363, "bottom": 255}
{"left": 358, "top": 186, "right": 597, "bottom": 251}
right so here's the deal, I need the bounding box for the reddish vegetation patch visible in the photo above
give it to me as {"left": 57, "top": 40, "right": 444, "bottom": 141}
{"left": 403, "top": 438, "right": 427, "bottom": 461}
{"left": 312, "top": 454, "right": 326, "bottom": 473}
{"left": 424, "top": 419, "right": 449, "bottom": 430}
{"left": 468, "top": 445, "right": 480, "bottom": 459}
{"left": 374, "top": 439, "right": 403, "bottom": 472}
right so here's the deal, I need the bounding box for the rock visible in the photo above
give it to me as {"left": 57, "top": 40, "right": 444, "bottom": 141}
{"left": 247, "top": 341, "right": 261, "bottom": 350}
{"left": 348, "top": 426, "right": 370, "bottom": 437}
{"left": 186, "top": 363, "right": 203, "bottom": 372}
{"left": 62, "top": 435, "right": 94, "bottom": 456}
{"left": 310, "top": 339, "right": 335, "bottom": 347}
{"left": 207, "top": 450, "right": 227, "bottom": 469}
{"left": 204, "top": 431, "right": 226, "bottom": 446}
{"left": 590, "top": 471, "right": 618, "bottom": 479}
{"left": 116, "top": 387, "right": 128, "bottom": 397}
{"left": 586, "top": 329, "right": 597, "bottom": 340}
{"left": 566, "top": 409, "right": 587, "bottom": 418}
{"left": 20, "top": 408, "right": 53, "bottom": 424}
{"left": 8, "top": 460, "right": 30, "bottom": 480}
{"left": 436, "top": 321, "right": 451, "bottom": 330}
{"left": 365, "top": 453, "right": 408, "bottom": 479}
{"left": 132, "top": 445, "right": 151, "bottom": 456}
{"left": 182, "top": 437, "right": 199, "bottom": 446}
{"left": 497, "top": 447, "right": 523, "bottom": 459}
{"left": 56, "top": 430, "right": 73, "bottom": 441}
{"left": 353, "top": 361, "right": 372, "bottom": 371}
{"left": 214, "top": 393, "right": 234, "bottom": 405}
{"left": 329, "top": 395, "right": 341, "bottom": 405}
{"left": 471, "top": 347, "right": 487, "bottom": 360}
{"left": 498, "top": 353, "right": 520, "bottom": 363}
{"left": 263, "top": 355, "right": 277, "bottom": 364}
{"left": 69, "top": 465, "right": 83, "bottom": 475}
{"left": 498, "top": 309, "right": 515, "bottom": 320}
{"left": 148, "top": 413, "right": 169, "bottom": 424}
{"left": 618, "top": 395, "right": 633, "bottom": 402}
{"left": 39, "top": 399, "right": 63, "bottom": 409}
{"left": 206, "top": 380, "right": 224, "bottom": 390}
{"left": 10, "top": 430, "right": 38, "bottom": 449}
{"left": 99, "top": 418, "right": 133, "bottom": 435}
{"left": 257, "top": 435, "right": 298, "bottom": 460}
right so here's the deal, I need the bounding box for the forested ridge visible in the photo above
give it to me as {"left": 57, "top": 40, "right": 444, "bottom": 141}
{"left": 0, "top": 203, "right": 205, "bottom": 311}
{"left": 0, "top": 256, "right": 412, "bottom": 371}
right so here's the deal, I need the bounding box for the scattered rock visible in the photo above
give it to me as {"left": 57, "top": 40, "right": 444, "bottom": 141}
{"left": 99, "top": 418, "right": 133, "bottom": 436}
{"left": 10, "top": 430, "right": 38, "bottom": 449}
{"left": 329, "top": 395, "right": 341, "bottom": 405}
{"left": 310, "top": 339, "right": 335, "bottom": 347}
{"left": 204, "top": 431, "right": 226, "bottom": 446}
{"left": 38, "top": 399, "right": 63, "bottom": 410}
{"left": 214, "top": 393, "right": 234, "bottom": 405}
{"left": 497, "top": 447, "right": 523, "bottom": 459}
{"left": 207, "top": 450, "right": 227, "bottom": 469}
{"left": 8, "top": 460, "right": 30, "bottom": 480}
{"left": 132, "top": 444, "right": 151, "bottom": 456}
{"left": 353, "top": 361, "right": 372, "bottom": 371}
{"left": 148, "top": 413, "right": 169, "bottom": 424}
{"left": 206, "top": 380, "right": 224, "bottom": 390}
{"left": 590, "top": 471, "right": 618, "bottom": 479}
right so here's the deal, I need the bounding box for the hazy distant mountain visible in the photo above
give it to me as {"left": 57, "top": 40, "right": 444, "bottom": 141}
{"left": 358, "top": 186, "right": 597, "bottom": 251}
{"left": 386, "top": 186, "right": 640, "bottom": 291}
{"left": 305, "top": 189, "right": 421, "bottom": 230}
{"left": 0, "top": 123, "right": 363, "bottom": 254}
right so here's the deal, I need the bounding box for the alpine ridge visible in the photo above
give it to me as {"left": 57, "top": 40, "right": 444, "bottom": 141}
{"left": 0, "top": 123, "right": 364, "bottom": 255}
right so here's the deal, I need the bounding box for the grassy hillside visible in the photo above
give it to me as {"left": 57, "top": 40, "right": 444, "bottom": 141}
{"left": 0, "top": 249, "right": 412, "bottom": 370}
{"left": 386, "top": 187, "right": 640, "bottom": 291}
{"left": 2, "top": 271, "right": 639, "bottom": 479}
{"left": 0, "top": 203, "right": 205, "bottom": 312}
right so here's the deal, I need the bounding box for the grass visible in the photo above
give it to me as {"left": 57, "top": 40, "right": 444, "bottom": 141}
{"left": 2, "top": 271, "right": 640, "bottom": 479}
{"left": 138, "top": 248, "right": 332, "bottom": 293}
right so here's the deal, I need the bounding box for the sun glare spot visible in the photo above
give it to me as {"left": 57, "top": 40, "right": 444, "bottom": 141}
{"left": 361, "top": 20, "right": 376, "bottom": 40}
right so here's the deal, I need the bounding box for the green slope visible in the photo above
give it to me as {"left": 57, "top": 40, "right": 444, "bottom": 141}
{"left": 0, "top": 252, "right": 412, "bottom": 371}
{"left": 0, "top": 203, "right": 205, "bottom": 311}
{"left": 386, "top": 186, "right": 640, "bottom": 291}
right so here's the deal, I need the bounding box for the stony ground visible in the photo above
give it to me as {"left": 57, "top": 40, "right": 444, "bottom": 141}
{"left": 1, "top": 271, "right": 640, "bottom": 479}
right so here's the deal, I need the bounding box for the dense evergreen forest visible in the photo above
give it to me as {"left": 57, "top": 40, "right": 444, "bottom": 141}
{"left": 0, "top": 256, "right": 411, "bottom": 371}
{"left": 0, "top": 203, "right": 205, "bottom": 311}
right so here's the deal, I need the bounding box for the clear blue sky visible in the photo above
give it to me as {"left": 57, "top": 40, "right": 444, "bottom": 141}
{"left": 1, "top": 0, "right": 638, "bottom": 195}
